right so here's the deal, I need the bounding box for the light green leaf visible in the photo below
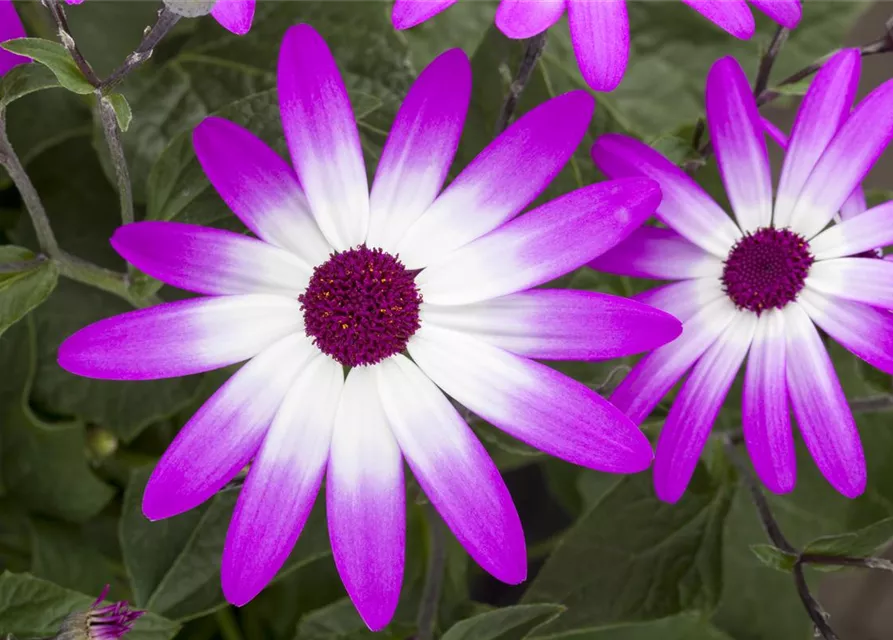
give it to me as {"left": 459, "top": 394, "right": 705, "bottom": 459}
{"left": 105, "top": 93, "right": 133, "bottom": 131}
{"left": 748, "top": 544, "right": 798, "bottom": 573}
{"left": 442, "top": 604, "right": 566, "bottom": 640}
{"left": 0, "top": 38, "right": 94, "bottom": 95}
{"left": 804, "top": 516, "right": 893, "bottom": 558}
{"left": 293, "top": 598, "right": 416, "bottom": 640}
{"left": 0, "top": 246, "right": 58, "bottom": 338}
{"left": 163, "top": 0, "right": 215, "bottom": 17}
{"left": 770, "top": 75, "right": 815, "bottom": 97}
{"left": 538, "top": 614, "right": 735, "bottom": 640}
{"left": 0, "top": 63, "right": 61, "bottom": 111}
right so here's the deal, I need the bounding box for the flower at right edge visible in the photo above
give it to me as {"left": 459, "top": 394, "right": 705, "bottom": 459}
{"left": 588, "top": 50, "right": 893, "bottom": 502}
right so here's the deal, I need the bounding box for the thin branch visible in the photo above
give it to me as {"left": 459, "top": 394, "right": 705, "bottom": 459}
{"left": 98, "top": 96, "right": 134, "bottom": 225}
{"left": 416, "top": 504, "right": 448, "bottom": 640}
{"left": 850, "top": 395, "right": 893, "bottom": 414}
{"left": 753, "top": 26, "right": 790, "bottom": 98}
{"left": 793, "top": 562, "right": 839, "bottom": 640}
{"left": 44, "top": 0, "right": 101, "bottom": 87}
{"left": 100, "top": 7, "right": 181, "bottom": 92}
{"left": 495, "top": 31, "right": 548, "bottom": 135}
{"left": 801, "top": 554, "right": 893, "bottom": 572}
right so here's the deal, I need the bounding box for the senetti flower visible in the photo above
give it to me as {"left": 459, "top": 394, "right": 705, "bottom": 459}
{"left": 58, "top": 24, "right": 681, "bottom": 629}
{"left": 0, "top": 0, "right": 29, "bottom": 76}
{"left": 56, "top": 585, "right": 144, "bottom": 640}
{"left": 391, "top": 0, "right": 800, "bottom": 91}
{"left": 589, "top": 50, "right": 893, "bottom": 502}
{"left": 64, "top": 0, "right": 255, "bottom": 35}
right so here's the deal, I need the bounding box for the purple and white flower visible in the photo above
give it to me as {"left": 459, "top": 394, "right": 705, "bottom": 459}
{"left": 0, "top": 0, "right": 29, "bottom": 76}
{"left": 589, "top": 50, "right": 893, "bottom": 502}
{"left": 58, "top": 24, "right": 681, "bottom": 628}
{"left": 391, "top": 0, "right": 800, "bottom": 92}
{"left": 63, "top": 0, "right": 256, "bottom": 35}
{"left": 57, "top": 585, "right": 144, "bottom": 640}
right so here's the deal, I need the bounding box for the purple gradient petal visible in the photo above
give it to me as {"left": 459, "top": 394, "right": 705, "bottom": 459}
{"left": 749, "top": 0, "right": 801, "bottom": 28}
{"left": 742, "top": 310, "right": 795, "bottom": 494}
{"left": 375, "top": 355, "right": 526, "bottom": 584}
{"left": 680, "top": 0, "right": 754, "bottom": 38}
{"left": 592, "top": 134, "right": 740, "bottom": 256}
{"left": 58, "top": 296, "right": 303, "bottom": 381}
{"left": 192, "top": 117, "right": 330, "bottom": 265}
{"left": 367, "top": 49, "right": 471, "bottom": 252}
{"left": 783, "top": 303, "right": 865, "bottom": 498}
{"left": 588, "top": 226, "right": 723, "bottom": 280}
{"left": 799, "top": 288, "right": 893, "bottom": 375}
{"left": 634, "top": 278, "right": 726, "bottom": 323}
{"left": 112, "top": 221, "right": 312, "bottom": 297}
{"left": 706, "top": 57, "right": 772, "bottom": 233}
{"left": 210, "top": 0, "right": 255, "bottom": 35}
{"left": 392, "top": 0, "right": 458, "bottom": 29}
{"left": 420, "top": 289, "right": 682, "bottom": 361}
{"left": 839, "top": 186, "right": 868, "bottom": 221}
{"left": 408, "top": 325, "right": 654, "bottom": 473}
{"left": 655, "top": 313, "right": 755, "bottom": 503}
{"left": 278, "top": 24, "right": 369, "bottom": 251}
{"left": 328, "top": 368, "right": 404, "bottom": 632}
{"left": 567, "top": 0, "right": 629, "bottom": 92}
{"left": 417, "top": 178, "right": 660, "bottom": 305}
{"left": 143, "top": 334, "right": 316, "bottom": 520}
{"left": 496, "top": 0, "right": 565, "bottom": 39}
{"left": 775, "top": 49, "right": 860, "bottom": 229}
{"left": 790, "top": 78, "right": 893, "bottom": 239}
{"left": 222, "top": 355, "right": 343, "bottom": 606}
{"left": 809, "top": 201, "right": 893, "bottom": 259}
{"left": 397, "top": 91, "right": 595, "bottom": 268}
{"left": 611, "top": 296, "right": 738, "bottom": 424}
{"left": 806, "top": 258, "right": 893, "bottom": 311}
{"left": 0, "top": 0, "right": 28, "bottom": 76}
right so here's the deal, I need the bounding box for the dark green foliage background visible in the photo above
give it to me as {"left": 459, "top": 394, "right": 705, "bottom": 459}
{"left": 0, "top": 2, "right": 890, "bottom": 639}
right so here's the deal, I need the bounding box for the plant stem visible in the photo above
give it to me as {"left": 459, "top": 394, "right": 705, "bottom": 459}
{"left": 214, "top": 607, "right": 245, "bottom": 640}
{"left": 417, "top": 504, "right": 448, "bottom": 640}
{"left": 100, "top": 7, "right": 181, "bottom": 92}
{"left": 98, "top": 96, "right": 135, "bottom": 225}
{"left": 801, "top": 554, "right": 893, "bottom": 571}
{"left": 753, "top": 26, "right": 790, "bottom": 98}
{"left": 44, "top": 0, "right": 101, "bottom": 87}
{"left": 495, "top": 31, "right": 548, "bottom": 135}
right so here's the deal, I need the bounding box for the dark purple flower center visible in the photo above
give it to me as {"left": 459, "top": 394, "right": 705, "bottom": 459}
{"left": 721, "top": 227, "right": 814, "bottom": 314}
{"left": 299, "top": 245, "right": 422, "bottom": 367}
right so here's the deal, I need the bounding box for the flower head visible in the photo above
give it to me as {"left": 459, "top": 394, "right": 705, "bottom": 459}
{"left": 63, "top": 0, "right": 255, "bottom": 35}
{"left": 589, "top": 50, "right": 893, "bottom": 502}
{"left": 58, "top": 24, "right": 681, "bottom": 630}
{"left": 0, "top": 0, "right": 29, "bottom": 76}
{"left": 56, "top": 586, "right": 144, "bottom": 640}
{"left": 391, "top": 0, "right": 801, "bottom": 91}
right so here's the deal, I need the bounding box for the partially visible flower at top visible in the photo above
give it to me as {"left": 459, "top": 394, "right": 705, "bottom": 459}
{"left": 589, "top": 50, "right": 893, "bottom": 502}
{"left": 55, "top": 585, "right": 144, "bottom": 640}
{"left": 391, "top": 0, "right": 801, "bottom": 92}
{"left": 63, "top": 0, "right": 256, "bottom": 36}
{"left": 58, "top": 24, "right": 681, "bottom": 630}
{"left": 0, "top": 0, "right": 29, "bottom": 76}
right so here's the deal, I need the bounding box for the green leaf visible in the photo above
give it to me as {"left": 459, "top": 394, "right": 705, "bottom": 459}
{"left": 523, "top": 469, "right": 734, "bottom": 635}
{"left": 544, "top": 614, "right": 736, "bottom": 640}
{"left": 0, "top": 38, "right": 94, "bottom": 95}
{"left": 770, "top": 75, "right": 815, "bottom": 97}
{"left": 0, "top": 246, "right": 58, "bottom": 338}
{"left": 0, "top": 63, "right": 61, "bottom": 111}
{"left": 105, "top": 93, "right": 133, "bottom": 131}
{"left": 0, "top": 572, "right": 179, "bottom": 640}
{"left": 29, "top": 517, "right": 119, "bottom": 596}
{"left": 120, "top": 466, "right": 331, "bottom": 621}
{"left": 804, "top": 516, "right": 893, "bottom": 558}
{"left": 748, "top": 544, "right": 798, "bottom": 573}
{"left": 442, "top": 604, "right": 566, "bottom": 640}
{"left": 294, "top": 598, "right": 416, "bottom": 640}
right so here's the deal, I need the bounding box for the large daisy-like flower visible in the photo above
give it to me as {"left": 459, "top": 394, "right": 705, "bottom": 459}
{"left": 58, "top": 24, "right": 681, "bottom": 628}
{"left": 64, "top": 0, "right": 256, "bottom": 35}
{"left": 0, "top": 0, "right": 28, "bottom": 76}
{"left": 391, "top": 0, "right": 800, "bottom": 92}
{"left": 589, "top": 50, "right": 893, "bottom": 503}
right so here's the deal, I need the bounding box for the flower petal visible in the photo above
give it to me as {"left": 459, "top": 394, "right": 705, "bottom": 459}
{"left": 809, "top": 201, "right": 893, "bottom": 259}
{"left": 789, "top": 78, "right": 893, "bottom": 239}
{"left": 706, "top": 57, "right": 772, "bottom": 233}
{"left": 396, "top": 91, "right": 594, "bottom": 269}
{"left": 839, "top": 186, "right": 868, "bottom": 221}
{"left": 680, "top": 0, "right": 754, "bottom": 38}
{"left": 328, "top": 367, "right": 404, "bottom": 632}
{"left": 375, "top": 355, "right": 526, "bottom": 584}
{"left": 783, "top": 302, "right": 865, "bottom": 498}
{"left": 749, "top": 0, "right": 801, "bottom": 29}
{"left": 654, "top": 312, "right": 755, "bottom": 503}
{"left": 0, "top": 0, "right": 28, "bottom": 76}
{"left": 806, "top": 257, "right": 893, "bottom": 310}
{"left": 416, "top": 178, "right": 660, "bottom": 305}
{"left": 143, "top": 333, "right": 316, "bottom": 520}
{"left": 391, "top": 0, "right": 458, "bottom": 29}
{"left": 798, "top": 288, "right": 893, "bottom": 375}
{"left": 408, "top": 325, "right": 654, "bottom": 473}
{"left": 192, "top": 117, "right": 330, "bottom": 266}
{"left": 420, "top": 289, "right": 682, "bottom": 361}
{"left": 742, "top": 309, "right": 794, "bottom": 494}
{"left": 775, "top": 50, "right": 860, "bottom": 229}
{"left": 588, "top": 226, "right": 724, "bottom": 280}
{"left": 112, "top": 221, "right": 312, "bottom": 297}
{"left": 496, "top": 0, "right": 565, "bottom": 38}
{"left": 58, "top": 296, "right": 303, "bottom": 381}
{"left": 566, "top": 0, "right": 629, "bottom": 92}
{"left": 278, "top": 24, "right": 369, "bottom": 251}
{"left": 610, "top": 296, "right": 739, "bottom": 424}
{"left": 210, "top": 0, "right": 256, "bottom": 35}
{"left": 222, "top": 354, "right": 343, "bottom": 606}
{"left": 367, "top": 49, "right": 471, "bottom": 252}
{"left": 633, "top": 277, "right": 726, "bottom": 323}
{"left": 592, "top": 134, "right": 740, "bottom": 257}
